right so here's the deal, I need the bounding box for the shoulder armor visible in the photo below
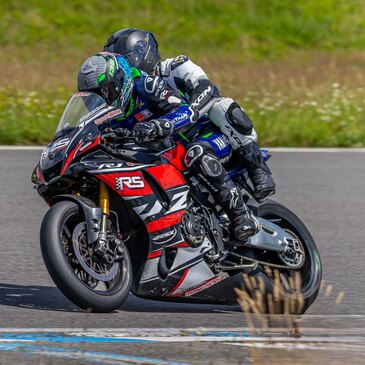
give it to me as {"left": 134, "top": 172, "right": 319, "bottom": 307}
{"left": 144, "top": 75, "right": 162, "bottom": 94}
{"left": 171, "top": 55, "right": 189, "bottom": 70}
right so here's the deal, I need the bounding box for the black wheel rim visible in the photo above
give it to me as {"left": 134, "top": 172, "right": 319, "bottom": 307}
{"left": 59, "top": 209, "right": 128, "bottom": 296}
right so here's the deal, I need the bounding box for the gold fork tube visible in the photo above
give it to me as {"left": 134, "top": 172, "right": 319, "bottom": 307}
{"left": 99, "top": 181, "right": 110, "bottom": 216}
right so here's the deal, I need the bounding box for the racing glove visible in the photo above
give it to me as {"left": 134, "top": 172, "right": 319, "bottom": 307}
{"left": 132, "top": 119, "right": 173, "bottom": 142}
{"left": 101, "top": 128, "right": 131, "bottom": 144}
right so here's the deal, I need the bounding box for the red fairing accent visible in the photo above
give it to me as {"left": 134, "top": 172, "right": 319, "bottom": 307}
{"left": 61, "top": 140, "right": 83, "bottom": 175}
{"left": 37, "top": 165, "right": 45, "bottom": 184}
{"left": 147, "top": 210, "right": 186, "bottom": 233}
{"left": 161, "top": 142, "right": 186, "bottom": 172}
{"left": 79, "top": 135, "right": 101, "bottom": 154}
{"left": 146, "top": 164, "right": 186, "bottom": 190}
{"left": 172, "top": 276, "right": 225, "bottom": 298}
{"left": 167, "top": 268, "right": 190, "bottom": 296}
{"left": 98, "top": 171, "right": 153, "bottom": 196}
{"left": 61, "top": 136, "right": 101, "bottom": 175}
{"left": 147, "top": 249, "right": 162, "bottom": 259}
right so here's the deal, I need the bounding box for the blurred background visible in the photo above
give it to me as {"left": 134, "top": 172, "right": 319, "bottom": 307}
{"left": 1, "top": 0, "right": 365, "bottom": 146}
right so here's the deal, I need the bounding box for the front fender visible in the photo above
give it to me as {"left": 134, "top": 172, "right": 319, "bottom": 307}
{"left": 52, "top": 195, "right": 101, "bottom": 245}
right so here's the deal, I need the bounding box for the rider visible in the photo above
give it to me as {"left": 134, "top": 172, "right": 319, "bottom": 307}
{"left": 103, "top": 28, "right": 275, "bottom": 201}
{"left": 77, "top": 52, "right": 259, "bottom": 243}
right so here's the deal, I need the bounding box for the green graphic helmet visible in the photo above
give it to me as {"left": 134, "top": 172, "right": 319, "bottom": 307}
{"left": 77, "top": 53, "right": 134, "bottom": 110}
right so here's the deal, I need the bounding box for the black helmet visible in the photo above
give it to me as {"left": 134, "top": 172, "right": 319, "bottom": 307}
{"left": 104, "top": 28, "right": 161, "bottom": 73}
{"left": 77, "top": 53, "right": 134, "bottom": 110}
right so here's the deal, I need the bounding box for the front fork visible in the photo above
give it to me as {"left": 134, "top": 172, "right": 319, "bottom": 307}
{"left": 94, "top": 181, "right": 110, "bottom": 254}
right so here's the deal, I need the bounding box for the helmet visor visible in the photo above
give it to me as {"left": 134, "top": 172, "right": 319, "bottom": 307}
{"left": 124, "top": 40, "right": 146, "bottom": 68}
{"left": 100, "top": 69, "right": 124, "bottom": 106}
{"left": 100, "top": 81, "right": 121, "bottom": 105}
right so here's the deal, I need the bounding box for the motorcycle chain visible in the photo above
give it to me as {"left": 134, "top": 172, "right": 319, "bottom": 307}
{"left": 228, "top": 251, "right": 305, "bottom": 270}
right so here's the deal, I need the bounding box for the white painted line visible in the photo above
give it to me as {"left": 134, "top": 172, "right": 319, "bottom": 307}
{"left": 112, "top": 336, "right": 365, "bottom": 343}
{"left": 227, "top": 341, "right": 365, "bottom": 352}
{"left": 1, "top": 325, "right": 365, "bottom": 337}
{"left": 0, "top": 333, "right": 364, "bottom": 344}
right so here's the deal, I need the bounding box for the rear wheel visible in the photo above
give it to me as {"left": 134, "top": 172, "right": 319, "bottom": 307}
{"left": 40, "top": 201, "right": 132, "bottom": 312}
{"left": 246, "top": 200, "right": 322, "bottom": 314}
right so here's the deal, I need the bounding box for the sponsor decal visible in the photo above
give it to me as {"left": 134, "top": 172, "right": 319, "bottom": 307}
{"left": 152, "top": 228, "right": 177, "bottom": 244}
{"left": 50, "top": 138, "right": 70, "bottom": 153}
{"left": 135, "top": 97, "right": 144, "bottom": 109}
{"left": 226, "top": 126, "right": 243, "bottom": 146}
{"left": 156, "top": 80, "right": 163, "bottom": 93}
{"left": 94, "top": 109, "right": 123, "bottom": 125}
{"left": 135, "top": 109, "right": 153, "bottom": 122}
{"left": 133, "top": 189, "right": 188, "bottom": 223}
{"left": 116, "top": 176, "right": 145, "bottom": 190}
{"left": 98, "top": 162, "right": 125, "bottom": 169}
{"left": 219, "top": 155, "right": 231, "bottom": 164}
{"left": 183, "top": 276, "right": 225, "bottom": 297}
{"left": 190, "top": 86, "right": 212, "bottom": 108}
{"left": 213, "top": 137, "right": 226, "bottom": 150}
{"left": 75, "top": 92, "right": 91, "bottom": 97}
{"left": 95, "top": 162, "right": 150, "bottom": 171}
{"left": 172, "top": 113, "right": 189, "bottom": 124}
{"left": 79, "top": 104, "right": 106, "bottom": 123}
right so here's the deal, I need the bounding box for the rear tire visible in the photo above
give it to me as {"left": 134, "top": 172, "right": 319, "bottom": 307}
{"left": 247, "top": 199, "right": 322, "bottom": 314}
{"left": 40, "top": 201, "right": 132, "bottom": 312}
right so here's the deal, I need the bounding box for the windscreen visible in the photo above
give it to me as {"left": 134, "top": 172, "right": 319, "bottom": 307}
{"left": 54, "top": 92, "right": 107, "bottom": 139}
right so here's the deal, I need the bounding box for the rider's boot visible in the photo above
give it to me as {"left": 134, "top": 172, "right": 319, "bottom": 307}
{"left": 237, "top": 142, "right": 276, "bottom": 200}
{"left": 216, "top": 179, "right": 260, "bottom": 244}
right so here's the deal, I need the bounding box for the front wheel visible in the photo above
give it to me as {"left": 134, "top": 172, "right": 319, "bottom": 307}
{"left": 245, "top": 199, "right": 322, "bottom": 314}
{"left": 40, "top": 201, "right": 132, "bottom": 312}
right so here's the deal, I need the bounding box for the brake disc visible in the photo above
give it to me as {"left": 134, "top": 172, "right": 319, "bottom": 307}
{"left": 72, "top": 223, "right": 118, "bottom": 282}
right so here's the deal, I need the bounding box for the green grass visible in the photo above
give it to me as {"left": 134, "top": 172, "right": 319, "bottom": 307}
{"left": 0, "top": 88, "right": 68, "bottom": 145}
{"left": 2, "top": 0, "right": 365, "bottom": 59}
{"left": 1, "top": 0, "right": 365, "bottom": 146}
{"left": 246, "top": 84, "right": 365, "bottom": 147}
{"left": 2, "top": 82, "right": 365, "bottom": 147}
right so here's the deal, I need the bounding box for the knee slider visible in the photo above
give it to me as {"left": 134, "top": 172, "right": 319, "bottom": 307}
{"left": 185, "top": 143, "right": 223, "bottom": 178}
{"left": 201, "top": 153, "right": 223, "bottom": 178}
{"left": 226, "top": 102, "right": 253, "bottom": 135}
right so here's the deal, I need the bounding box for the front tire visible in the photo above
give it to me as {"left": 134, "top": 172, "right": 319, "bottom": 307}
{"left": 40, "top": 201, "right": 132, "bottom": 312}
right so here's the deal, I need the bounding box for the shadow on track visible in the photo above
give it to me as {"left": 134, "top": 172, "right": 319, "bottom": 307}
{"left": 120, "top": 293, "right": 241, "bottom": 314}
{"left": 0, "top": 282, "right": 240, "bottom": 314}
{"left": 0, "top": 282, "right": 81, "bottom": 312}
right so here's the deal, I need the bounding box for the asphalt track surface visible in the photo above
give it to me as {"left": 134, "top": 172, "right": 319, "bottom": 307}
{"left": 0, "top": 149, "right": 364, "bottom": 364}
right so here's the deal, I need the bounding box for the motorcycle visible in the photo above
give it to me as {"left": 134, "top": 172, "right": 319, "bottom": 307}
{"left": 32, "top": 91, "right": 322, "bottom": 313}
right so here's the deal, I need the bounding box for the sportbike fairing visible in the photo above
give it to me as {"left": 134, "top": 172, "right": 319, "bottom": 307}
{"left": 34, "top": 91, "right": 315, "bottom": 306}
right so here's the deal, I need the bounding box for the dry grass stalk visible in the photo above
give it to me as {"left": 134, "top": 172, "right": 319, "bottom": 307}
{"left": 335, "top": 291, "right": 345, "bottom": 304}
{"left": 236, "top": 268, "right": 305, "bottom": 336}
{"left": 325, "top": 284, "right": 333, "bottom": 297}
